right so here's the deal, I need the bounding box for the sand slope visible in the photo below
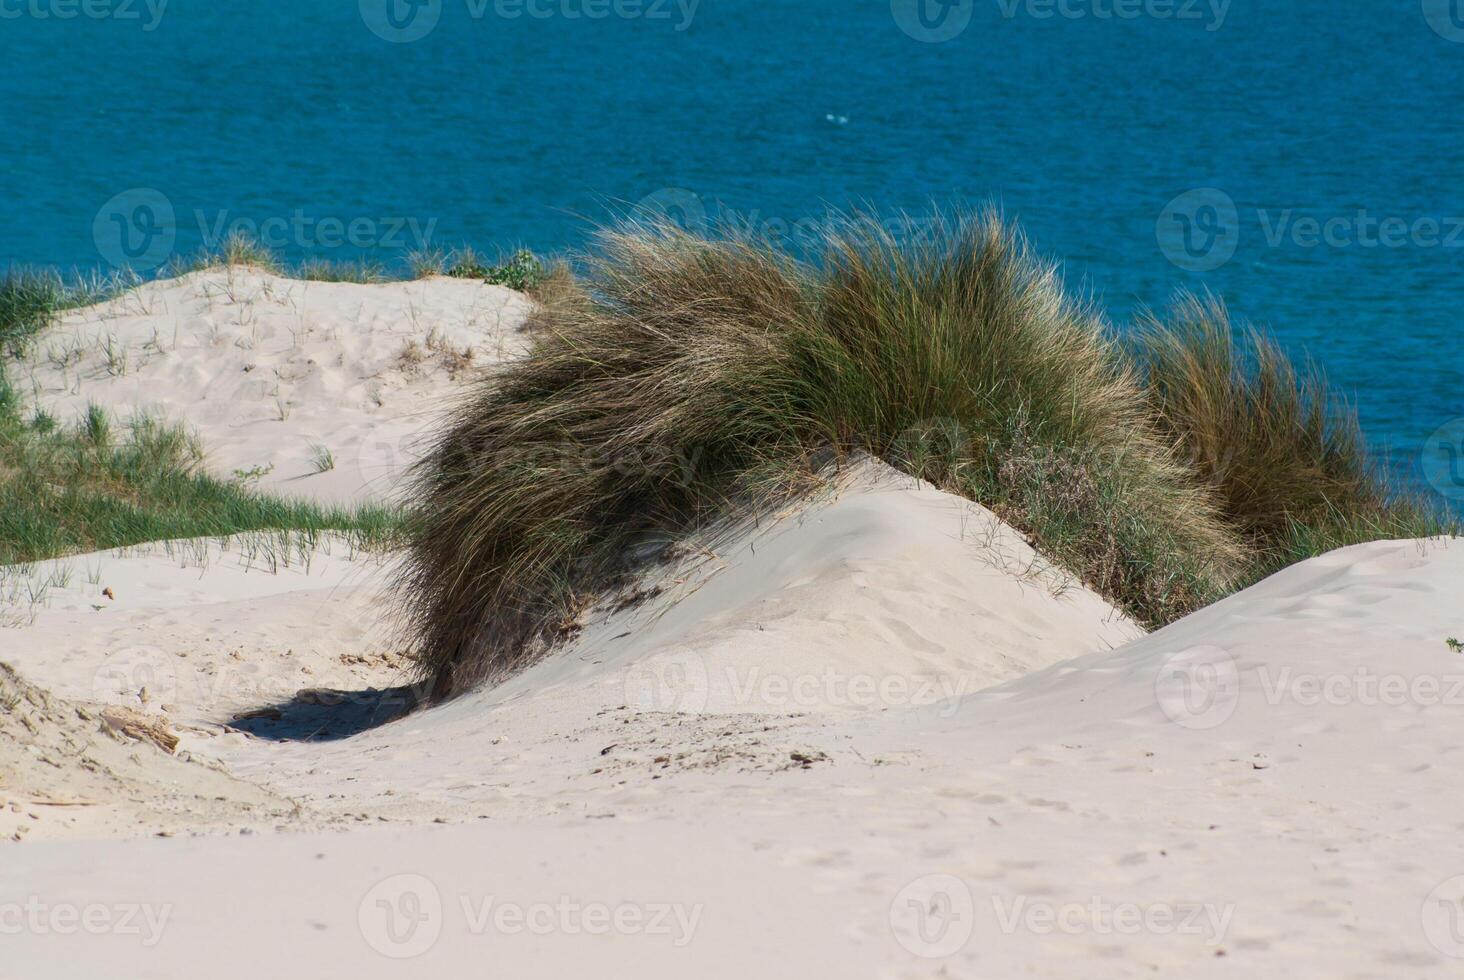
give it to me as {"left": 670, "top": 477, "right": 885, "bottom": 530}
{"left": 0, "top": 662, "right": 296, "bottom": 842}
{"left": 7, "top": 531, "right": 1463, "bottom": 977}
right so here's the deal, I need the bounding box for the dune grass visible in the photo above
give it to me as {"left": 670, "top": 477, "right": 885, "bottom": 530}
{"left": 8, "top": 212, "right": 1454, "bottom": 695}
{"left": 1134, "top": 293, "right": 1451, "bottom": 581}
{"left": 408, "top": 211, "right": 1401, "bottom": 695}
{"left": 1137, "top": 293, "right": 1385, "bottom": 542}
{"left": 1, "top": 268, "right": 136, "bottom": 359}
{"left": 0, "top": 384, "right": 400, "bottom": 565}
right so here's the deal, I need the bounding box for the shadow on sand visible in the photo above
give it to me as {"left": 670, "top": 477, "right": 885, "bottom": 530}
{"left": 226, "top": 684, "right": 427, "bottom": 742}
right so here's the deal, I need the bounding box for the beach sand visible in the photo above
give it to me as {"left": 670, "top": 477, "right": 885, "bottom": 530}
{"left": 4, "top": 274, "right": 1463, "bottom": 978}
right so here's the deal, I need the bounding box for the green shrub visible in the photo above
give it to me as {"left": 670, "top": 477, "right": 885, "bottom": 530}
{"left": 446, "top": 248, "right": 547, "bottom": 292}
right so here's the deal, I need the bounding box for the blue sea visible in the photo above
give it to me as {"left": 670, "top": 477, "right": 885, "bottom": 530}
{"left": 4, "top": 0, "right": 1463, "bottom": 499}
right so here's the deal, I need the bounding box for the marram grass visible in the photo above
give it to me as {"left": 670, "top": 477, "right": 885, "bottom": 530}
{"left": 397, "top": 210, "right": 1449, "bottom": 698}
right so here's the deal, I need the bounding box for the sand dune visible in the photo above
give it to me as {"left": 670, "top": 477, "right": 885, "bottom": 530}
{"left": 11, "top": 267, "right": 531, "bottom": 503}
{"left": 4, "top": 276, "right": 1464, "bottom": 978}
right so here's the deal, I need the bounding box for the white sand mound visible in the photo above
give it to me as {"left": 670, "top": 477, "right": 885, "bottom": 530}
{"left": 494, "top": 455, "right": 1142, "bottom": 717}
{"left": 11, "top": 267, "right": 532, "bottom": 503}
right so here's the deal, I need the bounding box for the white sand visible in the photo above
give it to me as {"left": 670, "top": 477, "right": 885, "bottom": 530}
{"left": 4, "top": 275, "right": 1464, "bottom": 978}
{"left": 10, "top": 267, "right": 532, "bottom": 503}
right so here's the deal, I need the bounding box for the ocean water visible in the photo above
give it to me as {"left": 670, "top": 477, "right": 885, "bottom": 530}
{"left": 4, "top": 0, "right": 1463, "bottom": 498}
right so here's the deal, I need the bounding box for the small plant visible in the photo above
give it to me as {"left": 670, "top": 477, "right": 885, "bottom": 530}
{"left": 424, "top": 327, "right": 475, "bottom": 379}
{"left": 30, "top": 409, "right": 56, "bottom": 433}
{"left": 82, "top": 404, "right": 111, "bottom": 446}
{"left": 396, "top": 339, "right": 426, "bottom": 373}
{"left": 309, "top": 444, "right": 336, "bottom": 473}
{"left": 447, "top": 248, "right": 546, "bottom": 292}
{"left": 232, "top": 463, "right": 276, "bottom": 483}
{"left": 1447, "top": 637, "right": 1462, "bottom": 653}
{"left": 407, "top": 247, "right": 449, "bottom": 278}
{"left": 101, "top": 333, "right": 129, "bottom": 376}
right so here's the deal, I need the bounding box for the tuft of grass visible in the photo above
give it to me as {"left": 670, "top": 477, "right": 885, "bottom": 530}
{"left": 398, "top": 211, "right": 1249, "bottom": 696}
{"left": 164, "top": 231, "right": 283, "bottom": 278}
{"left": 81, "top": 403, "right": 111, "bottom": 447}
{"left": 216, "top": 231, "right": 283, "bottom": 273}
{"left": 1, "top": 268, "right": 66, "bottom": 358}
{"left": 407, "top": 247, "right": 449, "bottom": 278}
{"left": 0, "top": 403, "right": 399, "bottom": 565}
{"left": 309, "top": 444, "right": 336, "bottom": 473}
{"left": 297, "top": 258, "right": 388, "bottom": 284}
{"left": 1135, "top": 292, "right": 1455, "bottom": 567}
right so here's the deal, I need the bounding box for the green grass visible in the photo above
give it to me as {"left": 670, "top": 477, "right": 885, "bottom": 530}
{"left": 398, "top": 210, "right": 1458, "bottom": 696}
{"left": 0, "top": 394, "right": 400, "bottom": 565}
{"left": 1, "top": 267, "right": 136, "bottom": 359}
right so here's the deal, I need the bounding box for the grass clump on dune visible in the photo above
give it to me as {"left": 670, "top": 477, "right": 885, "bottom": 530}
{"left": 2, "top": 267, "right": 134, "bottom": 359}
{"left": 399, "top": 211, "right": 1260, "bottom": 695}
{"left": 0, "top": 390, "right": 400, "bottom": 565}
{"left": 1136, "top": 292, "right": 1452, "bottom": 582}
{"left": 1, "top": 269, "right": 66, "bottom": 359}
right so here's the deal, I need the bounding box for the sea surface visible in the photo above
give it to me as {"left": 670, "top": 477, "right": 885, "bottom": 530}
{"left": 4, "top": 0, "right": 1462, "bottom": 498}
